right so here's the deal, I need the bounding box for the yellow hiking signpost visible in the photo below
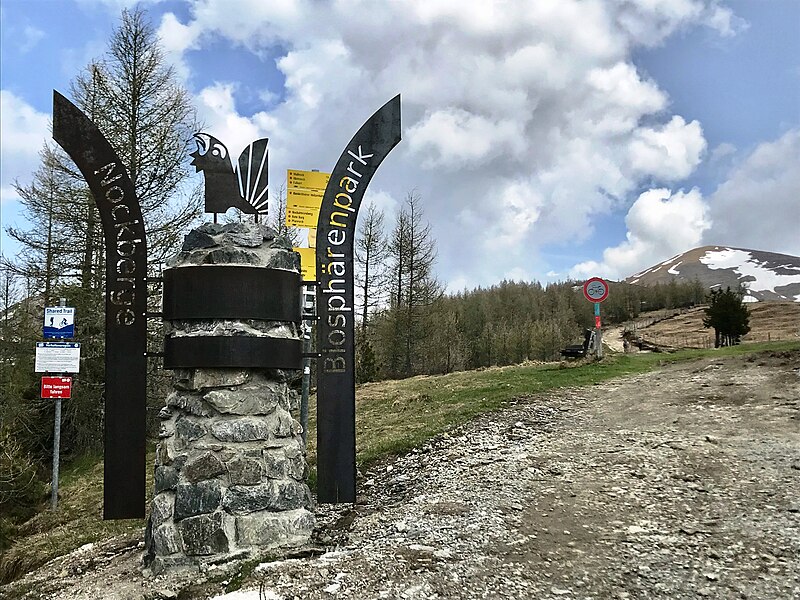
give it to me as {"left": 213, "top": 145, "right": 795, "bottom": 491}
{"left": 287, "top": 169, "right": 328, "bottom": 280}
{"left": 286, "top": 169, "right": 329, "bottom": 228}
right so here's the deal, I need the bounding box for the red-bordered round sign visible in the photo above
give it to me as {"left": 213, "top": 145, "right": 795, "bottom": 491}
{"left": 583, "top": 277, "right": 609, "bottom": 303}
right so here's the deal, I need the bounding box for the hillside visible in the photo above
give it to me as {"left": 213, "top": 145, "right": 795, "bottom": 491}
{"left": 622, "top": 302, "right": 800, "bottom": 349}
{"left": 625, "top": 246, "right": 800, "bottom": 302}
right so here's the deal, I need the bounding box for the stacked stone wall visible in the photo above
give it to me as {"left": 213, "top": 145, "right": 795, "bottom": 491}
{"left": 145, "top": 223, "right": 312, "bottom": 573}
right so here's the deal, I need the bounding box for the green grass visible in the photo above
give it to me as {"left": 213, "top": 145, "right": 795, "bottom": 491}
{"left": 3, "top": 339, "right": 798, "bottom": 585}
{"left": 0, "top": 451, "right": 153, "bottom": 585}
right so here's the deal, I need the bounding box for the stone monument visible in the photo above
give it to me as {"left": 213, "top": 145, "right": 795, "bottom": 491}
{"left": 144, "top": 222, "right": 313, "bottom": 573}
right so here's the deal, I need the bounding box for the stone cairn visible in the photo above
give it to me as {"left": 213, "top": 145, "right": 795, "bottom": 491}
{"left": 145, "top": 222, "right": 313, "bottom": 573}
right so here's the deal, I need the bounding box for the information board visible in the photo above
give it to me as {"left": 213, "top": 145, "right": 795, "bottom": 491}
{"left": 35, "top": 342, "right": 81, "bottom": 373}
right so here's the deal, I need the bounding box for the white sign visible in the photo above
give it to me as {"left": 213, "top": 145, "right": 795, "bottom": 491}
{"left": 35, "top": 342, "right": 81, "bottom": 373}
{"left": 44, "top": 307, "right": 76, "bottom": 339}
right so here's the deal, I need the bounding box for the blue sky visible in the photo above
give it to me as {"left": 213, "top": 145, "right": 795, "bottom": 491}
{"left": 1, "top": 0, "right": 798, "bottom": 290}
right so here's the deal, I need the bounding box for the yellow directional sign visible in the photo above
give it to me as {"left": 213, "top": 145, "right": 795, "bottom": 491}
{"left": 293, "top": 247, "right": 316, "bottom": 281}
{"left": 286, "top": 169, "right": 330, "bottom": 229}
{"left": 288, "top": 169, "right": 330, "bottom": 190}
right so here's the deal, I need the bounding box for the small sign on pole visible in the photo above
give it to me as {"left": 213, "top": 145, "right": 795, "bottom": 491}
{"left": 583, "top": 277, "right": 609, "bottom": 303}
{"left": 44, "top": 306, "right": 76, "bottom": 339}
{"left": 583, "top": 277, "right": 609, "bottom": 359}
{"left": 41, "top": 376, "right": 73, "bottom": 399}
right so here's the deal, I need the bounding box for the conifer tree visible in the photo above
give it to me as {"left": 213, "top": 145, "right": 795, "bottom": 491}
{"left": 3, "top": 7, "right": 201, "bottom": 457}
{"left": 703, "top": 287, "right": 751, "bottom": 347}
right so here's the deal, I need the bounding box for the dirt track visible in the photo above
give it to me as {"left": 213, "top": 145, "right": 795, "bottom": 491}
{"left": 4, "top": 350, "right": 799, "bottom": 599}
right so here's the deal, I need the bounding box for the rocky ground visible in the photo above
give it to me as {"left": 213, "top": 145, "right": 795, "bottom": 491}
{"left": 3, "top": 350, "right": 799, "bottom": 600}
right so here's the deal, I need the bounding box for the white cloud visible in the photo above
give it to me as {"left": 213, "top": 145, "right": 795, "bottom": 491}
{"left": 628, "top": 116, "right": 707, "bottom": 181}
{"left": 570, "top": 188, "right": 711, "bottom": 280}
{"left": 704, "top": 5, "right": 749, "bottom": 37}
{"left": 195, "top": 83, "right": 278, "bottom": 161}
{"left": 407, "top": 109, "right": 526, "bottom": 168}
{"left": 159, "top": 0, "right": 740, "bottom": 288}
{"left": 19, "top": 26, "right": 45, "bottom": 53}
{"left": 705, "top": 129, "right": 800, "bottom": 255}
{"left": 0, "top": 91, "right": 50, "bottom": 204}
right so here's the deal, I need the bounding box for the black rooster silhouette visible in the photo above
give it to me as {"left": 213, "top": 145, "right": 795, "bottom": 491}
{"left": 190, "top": 133, "right": 269, "bottom": 216}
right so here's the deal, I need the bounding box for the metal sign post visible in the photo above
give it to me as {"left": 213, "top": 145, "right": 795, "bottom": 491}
{"left": 43, "top": 297, "right": 75, "bottom": 511}
{"left": 583, "top": 277, "right": 609, "bottom": 360}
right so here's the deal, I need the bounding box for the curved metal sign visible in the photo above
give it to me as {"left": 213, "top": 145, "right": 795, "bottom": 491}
{"left": 52, "top": 91, "right": 146, "bottom": 519}
{"left": 315, "top": 95, "right": 401, "bottom": 503}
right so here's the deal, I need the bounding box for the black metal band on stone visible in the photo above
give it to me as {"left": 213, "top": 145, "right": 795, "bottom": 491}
{"left": 163, "top": 266, "right": 301, "bottom": 322}
{"left": 163, "top": 336, "right": 302, "bottom": 370}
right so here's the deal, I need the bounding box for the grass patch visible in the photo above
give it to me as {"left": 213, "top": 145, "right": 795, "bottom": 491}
{"left": 0, "top": 451, "right": 154, "bottom": 584}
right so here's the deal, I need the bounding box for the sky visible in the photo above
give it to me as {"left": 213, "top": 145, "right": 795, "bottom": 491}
{"left": 1, "top": 0, "right": 798, "bottom": 292}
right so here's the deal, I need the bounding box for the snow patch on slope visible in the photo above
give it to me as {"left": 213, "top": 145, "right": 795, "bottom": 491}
{"left": 700, "top": 248, "right": 800, "bottom": 297}
{"left": 667, "top": 261, "right": 682, "bottom": 275}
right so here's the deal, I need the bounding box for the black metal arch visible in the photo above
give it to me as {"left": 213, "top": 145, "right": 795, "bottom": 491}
{"left": 53, "top": 91, "right": 146, "bottom": 520}
{"left": 315, "top": 95, "right": 402, "bottom": 503}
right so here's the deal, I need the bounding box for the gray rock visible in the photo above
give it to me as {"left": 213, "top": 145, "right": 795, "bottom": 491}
{"left": 184, "top": 452, "right": 225, "bottom": 483}
{"left": 203, "top": 385, "right": 282, "bottom": 415}
{"left": 223, "top": 480, "right": 309, "bottom": 514}
{"left": 283, "top": 445, "right": 307, "bottom": 481}
{"left": 272, "top": 480, "right": 312, "bottom": 511}
{"left": 179, "top": 512, "right": 229, "bottom": 556}
{"left": 172, "top": 369, "right": 251, "bottom": 391}
{"left": 154, "top": 466, "right": 179, "bottom": 493}
{"left": 260, "top": 226, "right": 278, "bottom": 241}
{"left": 152, "top": 524, "right": 182, "bottom": 555}
{"left": 226, "top": 455, "right": 264, "bottom": 485}
{"left": 223, "top": 482, "right": 277, "bottom": 514}
{"left": 151, "top": 492, "right": 174, "bottom": 528}
{"left": 174, "top": 481, "right": 223, "bottom": 519}
{"left": 235, "top": 508, "right": 314, "bottom": 548}
{"left": 266, "top": 236, "right": 293, "bottom": 250}
{"left": 147, "top": 555, "right": 193, "bottom": 576}
{"left": 287, "top": 388, "right": 301, "bottom": 412}
{"left": 263, "top": 449, "right": 288, "bottom": 479}
{"left": 182, "top": 229, "right": 217, "bottom": 251}
{"left": 220, "top": 223, "right": 263, "bottom": 247}
{"left": 166, "top": 392, "right": 213, "bottom": 417}
{"left": 175, "top": 416, "right": 207, "bottom": 443}
{"left": 201, "top": 248, "right": 263, "bottom": 266}
{"left": 263, "top": 249, "right": 300, "bottom": 270}
{"left": 272, "top": 408, "right": 295, "bottom": 438}
{"left": 196, "top": 222, "right": 227, "bottom": 235}
{"left": 210, "top": 413, "right": 293, "bottom": 442}
{"left": 264, "top": 368, "right": 303, "bottom": 384}
{"left": 155, "top": 443, "right": 186, "bottom": 468}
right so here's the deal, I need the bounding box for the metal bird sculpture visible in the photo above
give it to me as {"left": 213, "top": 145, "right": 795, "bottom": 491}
{"left": 190, "top": 133, "right": 270, "bottom": 218}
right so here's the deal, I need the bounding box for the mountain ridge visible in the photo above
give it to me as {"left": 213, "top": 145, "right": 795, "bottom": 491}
{"left": 624, "top": 245, "right": 800, "bottom": 302}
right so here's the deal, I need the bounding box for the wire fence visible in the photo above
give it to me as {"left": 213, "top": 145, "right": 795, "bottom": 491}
{"left": 632, "top": 330, "right": 798, "bottom": 350}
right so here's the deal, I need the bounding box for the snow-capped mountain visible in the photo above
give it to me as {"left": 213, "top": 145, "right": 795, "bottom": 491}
{"left": 625, "top": 246, "right": 800, "bottom": 302}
